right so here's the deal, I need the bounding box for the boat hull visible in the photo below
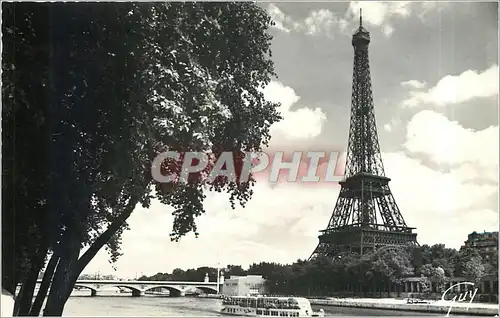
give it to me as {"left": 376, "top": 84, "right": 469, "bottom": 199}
{"left": 220, "top": 308, "right": 258, "bottom": 316}
{"left": 220, "top": 312, "right": 257, "bottom": 317}
{"left": 220, "top": 307, "right": 324, "bottom": 317}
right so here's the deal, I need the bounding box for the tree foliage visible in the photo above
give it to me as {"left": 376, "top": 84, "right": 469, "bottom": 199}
{"left": 419, "top": 264, "right": 447, "bottom": 294}
{"left": 457, "top": 247, "right": 486, "bottom": 285}
{"left": 2, "top": 2, "right": 280, "bottom": 316}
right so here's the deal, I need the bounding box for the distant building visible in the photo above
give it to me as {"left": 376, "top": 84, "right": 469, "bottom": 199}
{"left": 464, "top": 231, "right": 498, "bottom": 261}
{"left": 222, "top": 275, "right": 267, "bottom": 296}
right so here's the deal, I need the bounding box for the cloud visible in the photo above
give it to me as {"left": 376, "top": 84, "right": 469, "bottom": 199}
{"left": 382, "top": 110, "right": 498, "bottom": 250}
{"left": 267, "top": 4, "right": 293, "bottom": 33}
{"left": 267, "top": 2, "right": 451, "bottom": 38}
{"left": 385, "top": 153, "right": 497, "bottom": 214}
{"left": 303, "top": 9, "right": 348, "bottom": 36}
{"left": 304, "top": 9, "right": 336, "bottom": 36}
{"left": 383, "top": 117, "right": 402, "bottom": 132}
{"left": 401, "top": 80, "right": 426, "bottom": 89}
{"left": 348, "top": 1, "right": 411, "bottom": 25}
{"left": 417, "top": 1, "right": 448, "bottom": 22}
{"left": 266, "top": 4, "right": 347, "bottom": 37}
{"left": 384, "top": 152, "right": 498, "bottom": 252}
{"left": 262, "top": 81, "right": 327, "bottom": 143}
{"left": 382, "top": 25, "right": 394, "bottom": 37}
{"left": 403, "top": 65, "right": 499, "bottom": 107}
{"left": 347, "top": 1, "right": 411, "bottom": 37}
{"left": 347, "top": 2, "right": 452, "bottom": 37}
{"left": 404, "top": 110, "right": 498, "bottom": 183}
{"left": 294, "top": 2, "right": 411, "bottom": 38}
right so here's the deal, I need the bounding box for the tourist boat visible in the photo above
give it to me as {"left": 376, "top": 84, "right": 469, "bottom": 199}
{"left": 220, "top": 295, "right": 325, "bottom": 317}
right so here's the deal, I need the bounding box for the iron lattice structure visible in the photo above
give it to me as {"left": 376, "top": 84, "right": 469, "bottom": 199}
{"left": 310, "top": 13, "right": 418, "bottom": 260}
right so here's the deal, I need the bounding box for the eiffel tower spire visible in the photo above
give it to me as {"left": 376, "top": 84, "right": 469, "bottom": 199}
{"left": 309, "top": 16, "right": 418, "bottom": 259}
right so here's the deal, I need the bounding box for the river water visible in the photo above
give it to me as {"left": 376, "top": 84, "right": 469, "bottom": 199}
{"left": 62, "top": 292, "right": 437, "bottom": 316}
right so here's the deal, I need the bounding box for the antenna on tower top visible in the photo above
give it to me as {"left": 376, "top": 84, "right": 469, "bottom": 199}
{"left": 359, "top": 8, "right": 363, "bottom": 27}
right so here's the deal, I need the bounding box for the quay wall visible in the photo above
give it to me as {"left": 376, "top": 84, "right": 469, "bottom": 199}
{"left": 308, "top": 298, "right": 499, "bottom": 316}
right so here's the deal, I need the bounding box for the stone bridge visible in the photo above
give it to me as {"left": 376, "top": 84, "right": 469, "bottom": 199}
{"left": 35, "top": 279, "right": 219, "bottom": 297}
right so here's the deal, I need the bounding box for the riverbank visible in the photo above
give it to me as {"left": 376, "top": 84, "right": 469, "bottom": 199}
{"left": 309, "top": 297, "right": 499, "bottom": 316}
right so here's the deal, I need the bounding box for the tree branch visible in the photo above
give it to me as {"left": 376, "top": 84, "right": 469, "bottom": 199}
{"left": 73, "top": 194, "right": 142, "bottom": 282}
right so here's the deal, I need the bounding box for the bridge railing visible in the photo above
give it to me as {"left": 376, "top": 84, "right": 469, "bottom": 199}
{"left": 35, "top": 279, "right": 217, "bottom": 285}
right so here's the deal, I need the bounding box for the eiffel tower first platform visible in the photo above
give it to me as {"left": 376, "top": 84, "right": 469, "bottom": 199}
{"left": 309, "top": 12, "right": 418, "bottom": 260}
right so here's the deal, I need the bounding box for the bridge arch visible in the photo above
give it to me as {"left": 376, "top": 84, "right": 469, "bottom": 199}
{"left": 196, "top": 286, "right": 218, "bottom": 294}
{"left": 73, "top": 284, "right": 98, "bottom": 296}
{"left": 111, "top": 285, "right": 143, "bottom": 297}
{"left": 143, "top": 285, "right": 182, "bottom": 297}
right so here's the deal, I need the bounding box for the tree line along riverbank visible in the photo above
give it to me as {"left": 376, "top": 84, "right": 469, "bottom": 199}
{"left": 138, "top": 243, "right": 498, "bottom": 304}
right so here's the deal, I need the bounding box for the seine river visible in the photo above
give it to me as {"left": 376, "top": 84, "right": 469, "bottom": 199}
{"left": 61, "top": 292, "right": 436, "bottom": 316}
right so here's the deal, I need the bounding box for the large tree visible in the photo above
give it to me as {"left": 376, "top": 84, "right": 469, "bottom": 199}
{"left": 365, "top": 248, "right": 414, "bottom": 296}
{"left": 457, "top": 247, "right": 486, "bottom": 285}
{"left": 2, "top": 2, "right": 281, "bottom": 316}
{"left": 2, "top": 3, "right": 55, "bottom": 315}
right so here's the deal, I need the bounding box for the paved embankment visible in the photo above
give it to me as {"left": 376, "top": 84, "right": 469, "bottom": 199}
{"left": 309, "top": 298, "right": 499, "bottom": 316}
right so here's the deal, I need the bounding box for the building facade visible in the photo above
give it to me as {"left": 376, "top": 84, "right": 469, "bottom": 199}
{"left": 222, "top": 275, "right": 267, "bottom": 296}
{"left": 464, "top": 230, "right": 498, "bottom": 272}
{"left": 464, "top": 231, "right": 498, "bottom": 256}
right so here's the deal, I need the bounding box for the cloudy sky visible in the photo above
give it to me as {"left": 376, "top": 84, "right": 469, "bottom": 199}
{"left": 84, "top": 1, "right": 499, "bottom": 279}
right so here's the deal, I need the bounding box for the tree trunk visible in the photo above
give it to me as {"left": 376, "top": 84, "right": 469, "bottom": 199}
{"left": 30, "top": 255, "right": 59, "bottom": 316}
{"left": 14, "top": 267, "right": 38, "bottom": 316}
{"left": 14, "top": 248, "right": 48, "bottom": 316}
{"left": 43, "top": 239, "right": 80, "bottom": 316}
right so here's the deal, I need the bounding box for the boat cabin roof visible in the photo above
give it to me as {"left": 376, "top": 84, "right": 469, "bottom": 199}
{"left": 225, "top": 296, "right": 309, "bottom": 303}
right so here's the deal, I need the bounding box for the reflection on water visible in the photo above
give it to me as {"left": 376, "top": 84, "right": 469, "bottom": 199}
{"left": 62, "top": 291, "right": 437, "bottom": 317}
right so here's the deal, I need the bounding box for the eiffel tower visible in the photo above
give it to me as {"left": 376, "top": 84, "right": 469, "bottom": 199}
{"left": 310, "top": 11, "right": 418, "bottom": 260}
